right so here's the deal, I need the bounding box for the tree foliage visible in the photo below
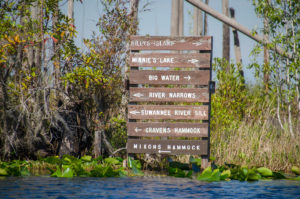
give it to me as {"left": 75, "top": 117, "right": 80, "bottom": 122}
{"left": 0, "top": 0, "right": 134, "bottom": 160}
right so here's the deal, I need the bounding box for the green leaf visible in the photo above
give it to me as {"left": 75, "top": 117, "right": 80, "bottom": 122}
{"left": 272, "top": 172, "right": 286, "bottom": 179}
{"left": 81, "top": 155, "right": 92, "bottom": 162}
{"left": 291, "top": 166, "right": 300, "bottom": 175}
{"left": 104, "top": 157, "right": 121, "bottom": 165}
{"left": 247, "top": 173, "right": 261, "bottom": 181}
{"left": 257, "top": 167, "right": 273, "bottom": 177}
{"left": 51, "top": 167, "right": 62, "bottom": 177}
{"left": 20, "top": 167, "right": 30, "bottom": 177}
{"left": 61, "top": 168, "right": 74, "bottom": 178}
{"left": 221, "top": 169, "right": 231, "bottom": 180}
{"left": 0, "top": 168, "right": 8, "bottom": 176}
{"left": 197, "top": 167, "right": 212, "bottom": 181}
{"left": 42, "top": 156, "right": 62, "bottom": 165}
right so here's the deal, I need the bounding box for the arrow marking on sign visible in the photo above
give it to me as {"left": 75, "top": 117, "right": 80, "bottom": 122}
{"left": 135, "top": 127, "right": 142, "bottom": 132}
{"left": 192, "top": 41, "right": 203, "bottom": 46}
{"left": 133, "top": 93, "right": 144, "bottom": 98}
{"left": 187, "top": 59, "right": 199, "bottom": 64}
{"left": 184, "top": 75, "right": 191, "bottom": 81}
{"left": 129, "top": 110, "right": 140, "bottom": 115}
{"left": 158, "top": 150, "right": 171, "bottom": 154}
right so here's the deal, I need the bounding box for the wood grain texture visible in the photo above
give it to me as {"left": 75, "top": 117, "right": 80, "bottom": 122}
{"left": 127, "top": 122, "right": 208, "bottom": 137}
{"left": 130, "top": 36, "right": 212, "bottom": 50}
{"left": 129, "top": 87, "right": 209, "bottom": 102}
{"left": 128, "top": 105, "right": 209, "bottom": 120}
{"left": 127, "top": 139, "right": 208, "bottom": 155}
{"left": 129, "top": 70, "right": 210, "bottom": 85}
{"left": 129, "top": 53, "right": 210, "bottom": 68}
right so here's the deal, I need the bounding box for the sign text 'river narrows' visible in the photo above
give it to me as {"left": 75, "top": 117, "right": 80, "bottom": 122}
{"left": 129, "top": 87, "right": 209, "bottom": 102}
{"left": 127, "top": 36, "right": 213, "bottom": 157}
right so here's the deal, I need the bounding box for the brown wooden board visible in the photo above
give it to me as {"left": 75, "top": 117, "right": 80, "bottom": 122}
{"left": 127, "top": 139, "right": 208, "bottom": 155}
{"left": 130, "top": 36, "right": 212, "bottom": 51}
{"left": 127, "top": 122, "right": 208, "bottom": 137}
{"left": 128, "top": 105, "right": 208, "bottom": 120}
{"left": 129, "top": 70, "right": 210, "bottom": 85}
{"left": 129, "top": 53, "right": 210, "bottom": 68}
{"left": 129, "top": 87, "right": 209, "bottom": 102}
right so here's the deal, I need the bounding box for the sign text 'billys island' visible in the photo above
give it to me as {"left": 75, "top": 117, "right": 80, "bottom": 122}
{"left": 127, "top": 36, "right": 212, "bottom": 156}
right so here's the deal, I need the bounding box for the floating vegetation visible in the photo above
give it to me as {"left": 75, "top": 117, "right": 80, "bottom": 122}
{"left": 0, "top": 156, "right": 142, "bottom": 178}
{"left": 0, "top": 156, "right": 299, "bottom": 182}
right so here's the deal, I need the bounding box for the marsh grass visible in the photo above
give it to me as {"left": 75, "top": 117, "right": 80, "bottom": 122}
{"left": 211, "top": 115, "right": 300, "bottom": 172}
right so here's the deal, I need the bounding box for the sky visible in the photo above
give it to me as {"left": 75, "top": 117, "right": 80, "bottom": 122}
{"left": 61, "top": 0, "right": 264, "bottom": 84}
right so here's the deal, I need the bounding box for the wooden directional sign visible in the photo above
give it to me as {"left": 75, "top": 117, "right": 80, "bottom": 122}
{"left": 127, "top": 122, "right": 208, "bottom": 137}
{"left": 127, "top": 35, "right": 213, "bottom": 162}
{"left": 129, "top": 53, "right": 210, "bottom": 68}
{"left": 127, "top": 139, "right": 208, "bottom": 155}
{"left": 129, "top": 70, "right": 210, "bottom": 85}
{"left": 128, "top": 105, "right": 208, "bottom": 120}
{"left": 130, "top": 36, "right": 212, "bottom": 51}
{"left": 129, "top": 87, "right": 209, "bottom": 102}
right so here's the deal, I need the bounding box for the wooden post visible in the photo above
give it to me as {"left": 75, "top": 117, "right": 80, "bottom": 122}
{"left": 185, "top": 0, "right": 291, "bottom": 58}
{"left": 171, "top": 0, "right": 179, "bottom": 36}
{"left": 179, "top": 0, "right": 184, "bottom": 36}
{"left": 203, "top": 0, "right": 209, "bottom": 35}
{"left": 126, "top": 0, "right": 139, "bottom": 165}
{"left": 222, "top": 0, "right": 230, "bottom": 66}
{"left": 193, "top": 1, "right": 203, "bottom": 36}
{"left": 171, "top": 0, "right": 184, "bottom": 36}
{"left": 230, "top": 8, "right": 244, "bottom": 80}
{"left": 93, "top": 130, "right": 102, "bottom": 158}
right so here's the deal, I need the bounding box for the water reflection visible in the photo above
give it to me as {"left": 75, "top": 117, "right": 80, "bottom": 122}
{"left": 0, "top": 176, "right": 299, "bottom": 198}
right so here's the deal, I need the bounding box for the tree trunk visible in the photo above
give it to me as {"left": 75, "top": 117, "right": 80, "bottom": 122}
{"left": 53, "top": 0, "right": 60, "bottom": 88}
{"left": 263, "top": 14, "right": 270, "bottom": 91}
{"left": 68, "top": 0, "right": 74, "bottom": 20}
{"left": 222, "top": 0, "right": 230, "bottom": 66}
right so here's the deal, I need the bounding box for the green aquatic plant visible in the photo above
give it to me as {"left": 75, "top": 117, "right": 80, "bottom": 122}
{"left": 291, "top": 166, "right": 300, "bottom": 175}
{"left": 128, "top": 157, "right": 143, "bottom": 176}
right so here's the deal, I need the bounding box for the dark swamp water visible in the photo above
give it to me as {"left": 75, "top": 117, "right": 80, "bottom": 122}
{"left": 0, "top": 176, "right": 299, "bottom": 199}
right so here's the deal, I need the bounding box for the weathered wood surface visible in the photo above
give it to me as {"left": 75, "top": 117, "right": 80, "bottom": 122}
{"left": 128, "top": 105, "right": 208, "bottom": 120}
{"left": 130, "top": 36, "right": 212, "bottom": 50}
{"left": 129, "top": 87, "right": 209, "bottom": 102}
{"left": 127, "top": 139, "right": 208, "bottom": 155}
{"left": 127, "top": 122, "right": 208, "bottom": 137}
{"left": 129, "top": 53, "right": 210, "bottom": 68}
{"left": 129, "top": 70, "right": 210, "bottom": 85}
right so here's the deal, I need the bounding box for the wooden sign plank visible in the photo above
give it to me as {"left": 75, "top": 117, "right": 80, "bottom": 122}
{"left": 129, "top": 53, "right": 210, "bottom": 68}
{"left": 127, "top": 139, "right": 208, "bottom": 155}
{"left": 129, "top": 87, "right": 209, "bottom": 102}
{"left": 129, "top": 70, "right": 210, "bottom": 85}
{"left": 128, "top": 105, "right": 208, "bottom": 120}
{"left": 127, "top": 122, "right": 208, "bottom": 137}
{"left": 130, "top": 36, "right": 212, "bottom": 51}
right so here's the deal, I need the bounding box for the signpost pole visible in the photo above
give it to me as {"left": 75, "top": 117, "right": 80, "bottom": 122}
{"left": 127, "top": 49, "right": 139, "bottom": 166}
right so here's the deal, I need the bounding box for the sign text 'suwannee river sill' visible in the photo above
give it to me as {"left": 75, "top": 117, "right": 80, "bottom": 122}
{"left": 127, "top": 36, "right": 213, "bottom": 167}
